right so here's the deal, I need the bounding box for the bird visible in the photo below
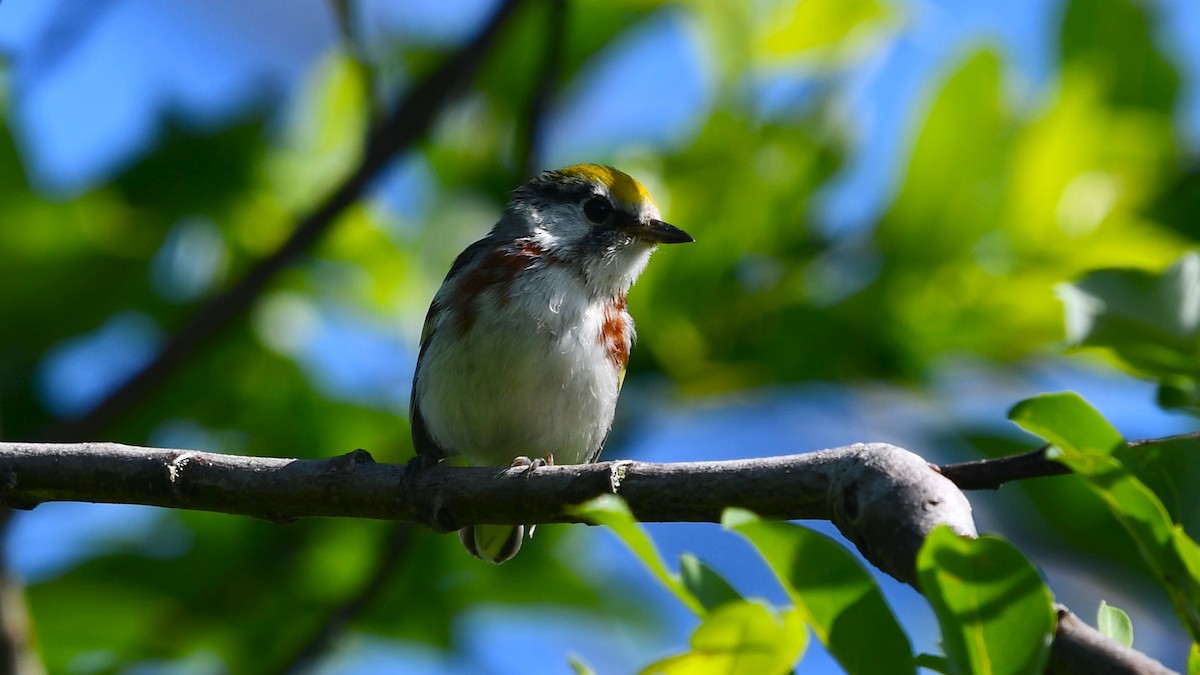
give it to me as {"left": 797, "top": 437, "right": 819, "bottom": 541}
{"left": 409, "top": 164, "right": 693, "bottom": 563}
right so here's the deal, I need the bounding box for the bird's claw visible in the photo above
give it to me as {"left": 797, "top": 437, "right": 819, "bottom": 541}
{"left": 509, "top": 453, "right": 554, "bottom": 477}
{"left": 506, "top": 455, "right": 553, "bottom": 539}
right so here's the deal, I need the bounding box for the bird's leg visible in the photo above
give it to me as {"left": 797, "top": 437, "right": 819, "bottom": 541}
{"left": 508, "top": 454, "right": 554, "bottom": 539}
{"left": 509, "top": 452, "right": 555, "bottom": 475}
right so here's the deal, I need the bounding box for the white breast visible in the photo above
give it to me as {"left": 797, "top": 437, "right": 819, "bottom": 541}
{"left": 416, "top": 265, "right": 624, "bottom": 466}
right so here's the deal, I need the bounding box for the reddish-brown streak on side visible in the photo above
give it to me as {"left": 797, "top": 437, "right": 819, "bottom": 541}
{"left": 448, "top": 239, "right": 546, "bottom": 335}
{"left": 600, "top": 295, "right": 630, "bottom": 369}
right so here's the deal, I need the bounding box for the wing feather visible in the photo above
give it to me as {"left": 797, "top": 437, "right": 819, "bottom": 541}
{"left": 410, "top": 237, "right": 494, "bottom": 461}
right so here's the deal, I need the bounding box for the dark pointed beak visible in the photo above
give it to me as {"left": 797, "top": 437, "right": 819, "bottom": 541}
{"left": 632, "top": 219, "right": 694, "bottom": 244}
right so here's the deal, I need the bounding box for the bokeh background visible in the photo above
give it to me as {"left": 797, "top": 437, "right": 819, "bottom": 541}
{"left": 2, "top": 0, "right": 1199, "bottom": 672}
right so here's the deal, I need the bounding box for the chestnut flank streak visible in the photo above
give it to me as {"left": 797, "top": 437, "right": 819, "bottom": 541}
{"left": 600, "top": 296, "right": 630, "bottom": 369}
{"left": 449, "top": 240, "right": 545, "bottom": 335}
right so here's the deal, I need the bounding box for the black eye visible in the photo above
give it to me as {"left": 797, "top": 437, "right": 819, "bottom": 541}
{"left": 583, "top": 196, "right": 613, "bottom": 223}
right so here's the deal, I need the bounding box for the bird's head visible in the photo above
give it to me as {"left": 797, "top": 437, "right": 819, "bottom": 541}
{"left": 498, "top": 164, "right": 693, "bottom": 295}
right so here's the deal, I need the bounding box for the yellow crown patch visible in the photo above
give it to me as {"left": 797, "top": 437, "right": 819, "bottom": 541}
{"left": 559, "top": 164, "right": 656, "bottom": 210}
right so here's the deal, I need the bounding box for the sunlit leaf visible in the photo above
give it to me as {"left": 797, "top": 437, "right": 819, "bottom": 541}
{"left": 679, "top": 553, "right": 743, "bottom": 612}
{"left": 1097, "top": 600, "right": 1134, "bottom": 648}
{"left": 571, "top": 495, "right": 705, "bottom": 616}
{"left": 1008, "top": 391, "right": 1124, "bottom": 456}
{"left": 917, "top": 527, "right": 1056, "bottom": 675}
{"left": 1010, "top": 393, "right": 1200, "bottom": 641}
{"left": 723, "top": 509, "right": 913, "bottom": 674}
{"left": 639, "top": 601, "right": 806, "bottom": 675}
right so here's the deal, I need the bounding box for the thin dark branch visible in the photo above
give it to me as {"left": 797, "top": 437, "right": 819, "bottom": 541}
{"left": 273, "top": 523, "right": 416, "bottom": 675}
{"left": 42, "top": 0, "right": 526, "bottom": 443}
{"left": 516, "top": 0, "right": 567, "bottom": 180}
{"left": 938, "top": 431, "right": 1200, "bottom": 490}
{"left": 1125, "top": 431, "right": 1200, "bottom": 448}
{"left": 937, "top": 445, "right": 1067, "bottom": 489}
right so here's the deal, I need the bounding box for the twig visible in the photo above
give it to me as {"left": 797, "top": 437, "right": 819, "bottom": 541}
{"left": 937, "top": 445, "right": 1067, "bottom": 489}
{"left": 42, "top": 0, "right": 526, "bottom": 443}
{"left": 937, "top": 432, "right": 1200, "bottom": 490}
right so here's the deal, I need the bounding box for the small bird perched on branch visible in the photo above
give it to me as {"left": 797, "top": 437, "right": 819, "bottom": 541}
{"left": 410, "top": 164, "right": 693, "bottom": 563}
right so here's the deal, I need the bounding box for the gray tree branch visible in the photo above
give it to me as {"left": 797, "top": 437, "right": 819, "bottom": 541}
{"left": 1050, "top": 607, "right": 1174, "bottom": 674}
{"left": 0, "top": 441, "right": 1173, "bottom": 674}
{"left": 0, "top": 441, "right": 970, "bottom": 570}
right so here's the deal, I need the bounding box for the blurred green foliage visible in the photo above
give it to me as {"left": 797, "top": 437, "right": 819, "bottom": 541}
{"left": 2, "top": 0, "right": 1200, "bottom": 671}
{"left": 1060, "top": 253, "right": 1200, "bottom": 411}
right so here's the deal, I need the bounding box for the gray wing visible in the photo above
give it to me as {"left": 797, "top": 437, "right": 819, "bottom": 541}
{"left": 410, "top": 236, "right": 494, "bottom": 461}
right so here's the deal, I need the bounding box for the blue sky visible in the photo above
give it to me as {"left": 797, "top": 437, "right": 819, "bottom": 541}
{"left": 3, "top": 0, "right": 1200, "bottom": 671}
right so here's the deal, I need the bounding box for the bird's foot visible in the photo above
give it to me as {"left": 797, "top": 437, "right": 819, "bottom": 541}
{"left": 509, "top": 453, "right": 554, "bottom": 476}
{"left": 508, "top": 454, "right": 553, "bottom": 540}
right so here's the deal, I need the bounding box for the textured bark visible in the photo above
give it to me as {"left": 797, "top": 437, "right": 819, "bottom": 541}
{"left": 0, "top": 441, "right": 972, "bottom": 585}
{"left": 1048, "top": 607, "right": 1176, "bottom": 675}
{"left": 0, "top": 440, "right": 1171, "bottom": 673}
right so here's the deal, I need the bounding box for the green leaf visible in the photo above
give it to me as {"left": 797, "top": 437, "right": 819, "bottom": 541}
{"left": 679, "top": 553, "right": 743, "bottom": 613}
{"left": 1097, "top": 601, "right": 1134, "bottom": 648}
{"left": 1177, "top": 529, "right": 1200, "bottom": 594}
{"left": 1058, "top": 253, "right": 1200, "bottom": 399}
{"left": 723, "top": 508, "right": 914, "bottom": 675}
{"left": 571, "top": 495, "right": 705, "bottom": 616}
{"left": 1008, "top": 391, "right": 1124, "bottom": 455}
{"left": 639, "top": 601, "right": 807, "bottom": 675}
{"left": 1010, "top": 393, "right": 1200, "bottom": 642}
{"left": 917, "top": 527, "right": 1056, "bottom": 675}
{"left": 1189, "top": 641, "right": 1199, "bottom": 675}
{"left": 1115, "top": 435, "right": 1200, "bottom": 530}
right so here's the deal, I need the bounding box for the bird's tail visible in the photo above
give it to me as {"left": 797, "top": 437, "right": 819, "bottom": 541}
{"left": 459, "top": 524, "right": 524, "bottom": 564}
